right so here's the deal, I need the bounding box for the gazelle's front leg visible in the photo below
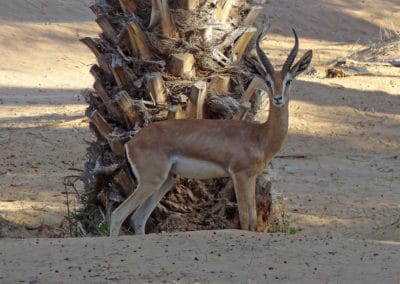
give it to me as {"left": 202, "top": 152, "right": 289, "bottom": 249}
{"left": 231, "top": 172, "right": 257, "bottom": 231}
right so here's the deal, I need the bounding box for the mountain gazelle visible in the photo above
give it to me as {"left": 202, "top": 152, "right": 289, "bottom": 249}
{"left": 109, "top": 28, "right": 313, "bottom": 236}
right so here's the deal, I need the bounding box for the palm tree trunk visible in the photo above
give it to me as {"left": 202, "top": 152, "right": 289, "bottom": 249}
{"left": 80, "top": 0, "right": 272, "bottom": 235}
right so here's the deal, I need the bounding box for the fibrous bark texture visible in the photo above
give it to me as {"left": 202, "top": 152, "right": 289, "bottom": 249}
{"left": 81, "top": 0, "right": 272, "bottom": 235}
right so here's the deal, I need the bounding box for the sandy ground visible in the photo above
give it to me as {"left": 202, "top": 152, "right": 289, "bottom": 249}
{"left": 0, "top": 0, "right": 399, "bottom": 282}
{"left": 1, "top": 230, "right": 400, "bottom": 283}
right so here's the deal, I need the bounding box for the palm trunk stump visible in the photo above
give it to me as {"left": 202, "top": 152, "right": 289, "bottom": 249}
{"left": 81, "top": 0, "right": 274, "bottom": 235}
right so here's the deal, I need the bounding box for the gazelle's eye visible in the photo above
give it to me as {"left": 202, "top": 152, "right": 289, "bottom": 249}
{"left": 265, "top": 80, "right": 272, "bottom": 87}
{"left": 285, "top": 79, "right": 292, "bottom": 86}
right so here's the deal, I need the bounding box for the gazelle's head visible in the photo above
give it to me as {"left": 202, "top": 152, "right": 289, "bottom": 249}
{"left": 256, "top": 28, "right": 313, "bottom": 108}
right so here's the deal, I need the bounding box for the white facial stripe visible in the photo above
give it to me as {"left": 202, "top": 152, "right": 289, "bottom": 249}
{"left": 282, "top": 73, "right": 293, "bottom": 95}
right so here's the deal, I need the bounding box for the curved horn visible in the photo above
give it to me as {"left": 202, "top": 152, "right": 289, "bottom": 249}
{"left": 282, "top": 28, "right": 299, "bottom": 71}
{"left": 256, "top": 31, "right": 274, "bottom": 74}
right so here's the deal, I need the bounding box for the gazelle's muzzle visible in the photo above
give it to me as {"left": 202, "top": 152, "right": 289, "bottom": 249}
{"left": 272, "top": 95, "right": 284, "bottom": 107}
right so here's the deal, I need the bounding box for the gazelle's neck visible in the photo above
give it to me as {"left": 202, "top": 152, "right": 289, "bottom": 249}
{"left": 262, "top": 101, "right": 289, "bottom": 154}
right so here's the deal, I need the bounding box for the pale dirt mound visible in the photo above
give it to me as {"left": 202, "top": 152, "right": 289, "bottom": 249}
{"left": 1, "top": 230, "right": 400, "bottom": 283}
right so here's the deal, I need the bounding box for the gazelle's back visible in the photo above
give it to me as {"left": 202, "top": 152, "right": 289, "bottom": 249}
{"left": 127, "top": 119, "right": 263, "bottom": 169}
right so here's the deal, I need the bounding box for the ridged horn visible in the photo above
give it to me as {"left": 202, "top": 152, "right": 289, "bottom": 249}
{"left": 282, "top": 28, "right": 299, "bottom": 71}
{"left": 256, "top": 31, "right": 274, "bottom": 74}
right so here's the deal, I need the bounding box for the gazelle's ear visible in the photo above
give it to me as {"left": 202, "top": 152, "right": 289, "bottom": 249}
{"left": 290, "top": 50, "right": 313, "bottom": 77}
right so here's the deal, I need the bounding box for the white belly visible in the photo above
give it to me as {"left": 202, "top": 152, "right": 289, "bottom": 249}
{"left": 171, "top": 156, "right": 229, "bottom": 179}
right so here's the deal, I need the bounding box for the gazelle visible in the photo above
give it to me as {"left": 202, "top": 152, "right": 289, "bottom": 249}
{"left": 109, "top": 28, "right": 313, "bottom": 236}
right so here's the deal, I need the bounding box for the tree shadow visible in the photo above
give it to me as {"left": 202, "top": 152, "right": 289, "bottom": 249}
{"left": 0, "top": 114, "right": 84, "bottom": 128}
{"left": 0, "top": 0, "right": 96, "bottom": 23}
{"left": 264, "top": 0, "right": 400, "bottom": 44}
{"left": 0, "top": 87, "right": 85, "bottom": 105}
{"left": 293, "top": 79, "right": 400, "bottom": 115}
{"left": 1, "top": 0, "right": 398, "bottom": 47}
{"left": 0, "top": 23, "right": 97, "bottom": 55}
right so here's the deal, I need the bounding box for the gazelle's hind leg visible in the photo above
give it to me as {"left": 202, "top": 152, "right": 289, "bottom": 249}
{"left": 109, "top": 156, "right": 172, "bottom": 236}
{"left": 130, "top": 174, "right": 176, "bottom": 235}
